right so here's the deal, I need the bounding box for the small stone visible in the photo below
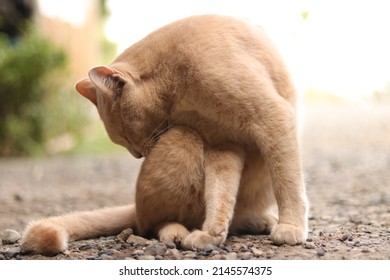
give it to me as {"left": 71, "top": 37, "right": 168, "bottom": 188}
{"left": 165, "top": 241, "right": 176, "bottom": 249}
{"left": 145, "top": 239, "right": 159, "bottom": 246}
{"left": 166, "top": 248, "right": 183, "bottom": 260}
{"left": 222, "top": 245, "right": 232, "bottom": 252}
{"left": 126, "top": 235, "right": 148, "bottom": 246}
{"left": 266, "top": 249, "right": 275, "bottom": 257}
{"left": 4, "top": 247, "right": 21, "bottom": 258}
{"left": 183, "top": 251, "right": 197, "bottom": 258}
{"left": 317, "top": 247, "right": 326, "bottom": 257}
{"left": 131, "top": 249, "right": 144, "bottom": 256}
{"left": 223, "top": 252, "right": 238, "bottom": 260}
{"left": 14, "top": 194, "right": 24, "bottom": 201}
{"left": 137, "top": 255, "right": 156, "bottom": 260}
{"left": 304, "top": 242, "right": 316, "bottom": 249}
{"left": 239, "top": 252, "right": 252, "bottom": 260}
{"left": 100, "top": 249, "right": 119, "bottom": 256}
{"left": 239, "top": 244, "right": 249, "bottom": 251}
{"left": 251, "top": 247, "right": 264, "bottom": 257}
{"left": 144, "top": 242, "right": 167, "bottom": 256}
{"left": 210, "top": 250, "right": 220, "bottom": 256}
{"left": 339, "top": 233, "right": 351, "bottom": 241}
{"left": 117, "top": 228, "right": 134, "bottom": 242}
{"left": 99, "top": 254, "right": 113, "bottom": 260}
{"left": 1, "top": 229, "right": 21, "bottom": 244}
{"left": 79, "top": 244, "right": 93, "bottom": 251}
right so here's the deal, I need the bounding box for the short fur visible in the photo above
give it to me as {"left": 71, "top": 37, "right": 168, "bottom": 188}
{"left": 21, "top": 15, "right": 308, "bottom": 255}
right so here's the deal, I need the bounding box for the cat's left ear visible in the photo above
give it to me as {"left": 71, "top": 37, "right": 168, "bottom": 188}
{"left": 75, "top": 78, "right": 97, "bottom": 105}
{"left": 88, "top": 66, "right": 126, "bottom": 98}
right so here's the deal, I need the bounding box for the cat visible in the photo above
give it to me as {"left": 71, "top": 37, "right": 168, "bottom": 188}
{"left": 20, "top": 14, "right": 308, "bottom": 255}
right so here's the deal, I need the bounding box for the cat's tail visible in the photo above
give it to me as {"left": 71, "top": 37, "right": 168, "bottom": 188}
{"left": 20, "top": 204, "right": 136, "bottom": 256}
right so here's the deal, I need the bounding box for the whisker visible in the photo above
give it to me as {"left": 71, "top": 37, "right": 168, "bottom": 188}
{"left": 143, "top": 116, "right": 184, "bottom": 156}
{"left": 151, "top": 116, "right": 182, "bottom": 141}
{"left": 147, "top": 118, "right": 170, "bottom": 142}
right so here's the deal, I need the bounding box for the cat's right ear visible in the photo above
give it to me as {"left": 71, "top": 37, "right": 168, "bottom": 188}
{"left": 88, "top": 66, "right": 126, "bottom": 98}
{"left": 75, "top": 78, "right": 97, "bottom": 106}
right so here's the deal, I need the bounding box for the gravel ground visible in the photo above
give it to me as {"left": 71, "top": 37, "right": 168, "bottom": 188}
{"left": 0, "top": 102, "right": 389, "bottom": 260}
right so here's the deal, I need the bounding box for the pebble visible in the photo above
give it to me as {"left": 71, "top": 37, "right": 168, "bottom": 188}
{"left": 251, "top": 247, "right": 264, "bottom": 257}
{"left": 145, "top": 239, "right": 159, "bottom": 246}
{"left": 4, "top": 247, "right": 21, "bottom": 258}
{"left": 144, "top": 242, "right": 167, "bottom": 256}
{"left": 223, "top": 252, "right": 238, "bottom": 260}
{"left": 137, "top": 255, "right": 156, "bottom": 260}
{"left": 317, "top": 247, "right": 326, "bottom": 257}
{"left": 304, "top": 242, "right": 316, "bottom": 249}
{"left": 1, "top": 229, "right": 21, "bottom": 245}
{"left": 239, "top": 252, "right": 252, "bottom": 260}
{"left": 13, "top": 193, "right": 24, "bottom": 201}
{"left": 183, "top": 251, "right": 197, "bottom": 258}
{"left": 116, "top": 228, "right": 134, "bottom": 242}
{"left": 131, "top": 250, "right": 144, "bottom": 256}
{"left": 99, "top": 254, "right": 113, "bottom": 260}
{"left": 339, "top": 233, "right": 352, "bottom": 241}
{"left": 210, "top": 250, "right": 220, "bottom": 256}
{"left": 79, "top": 244, "right": 93, "bottom": 251}
{"left": 99, "top": 249, "right": 119, "bottom": 256}
{"left": 361, "top": 249, "right": 372, "bottom": 254}
{"left": 126, "top": 235, "right": 148, "bottom": 246}
{"left": 166, "top": 249, "right": 183, "bottom": 260}
{"left": 165, "top": 241, "right": 176, "bottom": 249}
{"left": 266, "top": 249, "right": 275, "bottom": 258}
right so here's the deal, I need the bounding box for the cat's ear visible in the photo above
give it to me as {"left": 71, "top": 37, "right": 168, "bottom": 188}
{"left": 75, "top": 78, "right": 97, "bottom": 105}
{"left": 88, "top": 66, "right": 126, "bottom": 97}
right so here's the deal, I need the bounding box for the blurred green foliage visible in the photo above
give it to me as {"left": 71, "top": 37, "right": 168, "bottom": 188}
{"left": 0, "top": 27, "right": 88, "bottom": 156}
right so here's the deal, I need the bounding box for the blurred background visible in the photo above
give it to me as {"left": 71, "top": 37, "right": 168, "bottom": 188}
{"left": 0, "top": 0, "right": 389, "bottom": 157}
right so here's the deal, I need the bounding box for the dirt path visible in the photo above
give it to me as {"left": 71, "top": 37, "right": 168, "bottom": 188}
{"left": 1, "top": 102, "right": 389, "bottom": 260}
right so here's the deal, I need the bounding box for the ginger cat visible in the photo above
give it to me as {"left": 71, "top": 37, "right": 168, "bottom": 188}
{"left": 21, "top": 15, "right": 308, "bottom": 255}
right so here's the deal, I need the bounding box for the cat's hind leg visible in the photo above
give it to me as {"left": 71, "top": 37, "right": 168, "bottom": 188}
{"left": 156, "top": 222, "right": 190, "bottom": 244}
{"left": 21, "top": 204, "right": 136, "bottom": 255}
{"left": 181, "top": 146, "right": 245, "bottom": 250}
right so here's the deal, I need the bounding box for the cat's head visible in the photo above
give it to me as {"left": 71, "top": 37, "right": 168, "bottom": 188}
{"left": 75, "top": 66, "right": 168, "bottom": 158}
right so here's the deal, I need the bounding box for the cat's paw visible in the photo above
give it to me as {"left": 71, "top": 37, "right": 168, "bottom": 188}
{"left": 158, "top": 223, "right": 190, "bottom": 244}
{"left": 181, "top": 230, "right": 226, "bottom": 250}
{"left": 271, "top": 223, "right": 307, "bottom": 245}
{"left": 20, "top": 222, "right": 68, "bottom": 256}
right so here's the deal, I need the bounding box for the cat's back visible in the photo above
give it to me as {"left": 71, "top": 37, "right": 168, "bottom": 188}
{"left": 119, "top": 14, "right": 277, "bottom": 64}
{"left": 114, "top": 14, "right": 295, "bottom": 102}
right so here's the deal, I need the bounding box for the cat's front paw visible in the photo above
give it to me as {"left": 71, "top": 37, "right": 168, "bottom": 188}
{"left": 20, "top": 222, "right": 68, "bottom": 256}
{"left": 271, "top": 223, "right": 307, "bottom": 245}
{"left": 181, "top": 230, "right": 226, "bottom": 250}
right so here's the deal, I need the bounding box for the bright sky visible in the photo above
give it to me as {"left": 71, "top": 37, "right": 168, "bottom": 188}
{"left": 39, "top": 0, "right": 390, "bottom": 100}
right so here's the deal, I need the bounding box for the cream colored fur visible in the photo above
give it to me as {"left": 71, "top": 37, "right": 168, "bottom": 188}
{"left": 21, "top": 15, "right": 308, "bottom": 255}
